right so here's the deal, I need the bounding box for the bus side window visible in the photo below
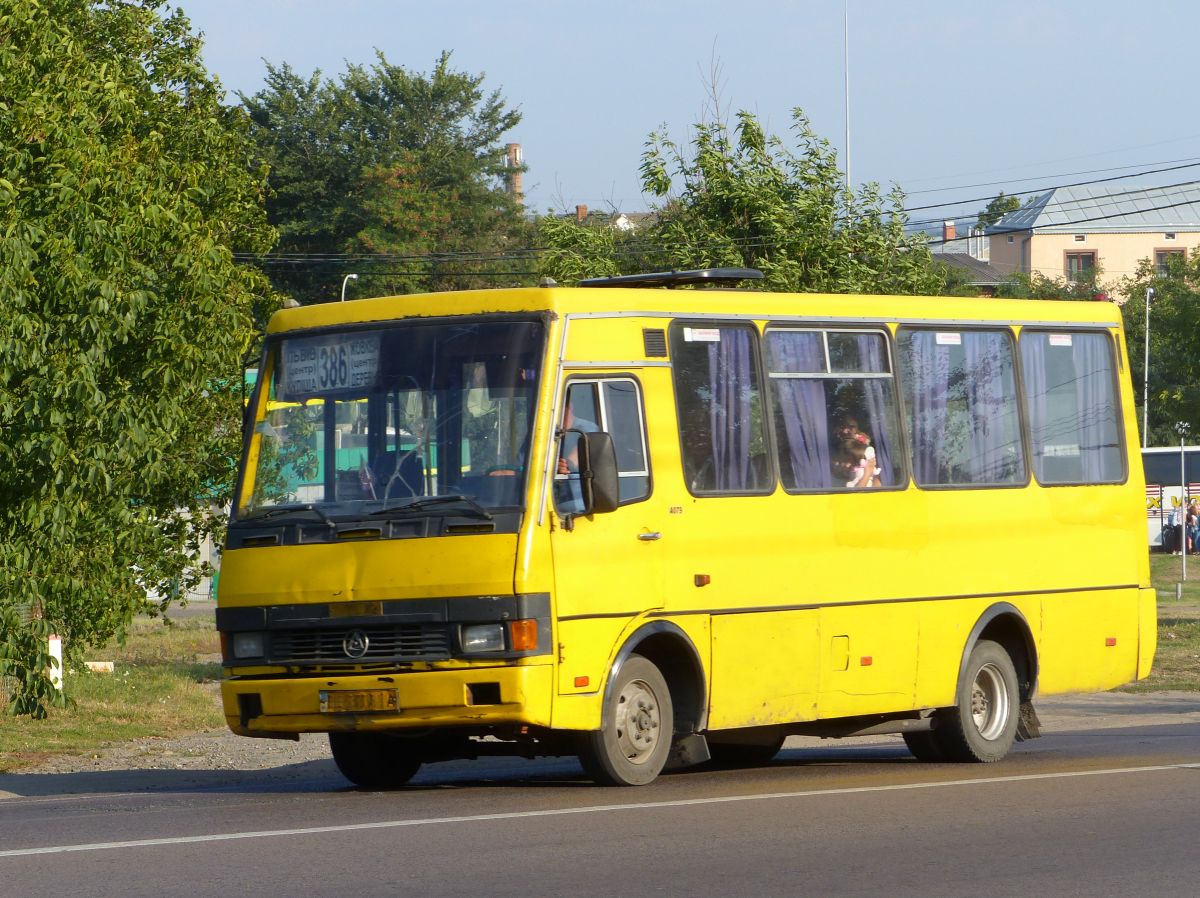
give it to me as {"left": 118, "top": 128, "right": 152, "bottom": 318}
{"left": 669, "top": 323, "right": 771, "bottom": 495}
{"left": 555, "top": 378, "right": 651, "bottom": 513}
{"left": 766, "top": 328, "right": 903, "bottom": 491}
{"left": 1019, "top": 330, "right": 1124, "bottom": 485}
{"left": 602, "top": 380, "right": 650, "bottom": 502}
{"left": 897, "top": 328, "right": 1026, "bottom": 488}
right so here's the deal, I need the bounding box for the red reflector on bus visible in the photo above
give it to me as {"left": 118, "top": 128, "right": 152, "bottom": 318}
{"left": 860, "top": 656, "right": 873, "bottom": 666}
{"left": 1105, "top": 637, "right": 1117, "bottom": 647}
{"left": 694, "top": 574, "right": 711, "bottom": 587}
{"left": 574, "top": 676, "right": 589, "bottom": 688}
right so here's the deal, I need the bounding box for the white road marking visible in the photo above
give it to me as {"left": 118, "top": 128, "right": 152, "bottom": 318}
{"left": 3, "top": 762, "right": 1199, "bottom": 859}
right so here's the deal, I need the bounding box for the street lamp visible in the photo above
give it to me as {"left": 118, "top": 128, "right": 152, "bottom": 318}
{"left": 1143, "top": 287, "right": 1155, "bottom": 447}
{"left": 1178, "top": 420, "right": 1190, "bottom": 585}
{"left": 340, "top": 273, "right": 359, "bottom": 302}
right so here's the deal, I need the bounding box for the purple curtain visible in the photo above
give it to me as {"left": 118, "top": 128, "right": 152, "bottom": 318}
{"left": 963, "top": 332, "right": 1021, "bottom": 483}
{"left": 852, "top": 334, "right": 897, "bottom": 487}
{"left": 904, "top": 332, "right": 951, "bottom": 484}
{"left": 710, "top": 329, "right": 755, "bottom": 490}
{"left": 1019, "top": 334, "right": 1049, "bottom": 479}
{"left": 769, "top": 332, "right": 831, "bottom": 489}
{"left": 1073, "top": 333, "right": 1118, "bottom": 482}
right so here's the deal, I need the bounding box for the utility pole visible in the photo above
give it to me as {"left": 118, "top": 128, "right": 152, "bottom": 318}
{"left": 843, "top": 0, "right": 851, "bottom": 190}
{"left": 1143, "top": 287, "right": 1154, "bottom": 447}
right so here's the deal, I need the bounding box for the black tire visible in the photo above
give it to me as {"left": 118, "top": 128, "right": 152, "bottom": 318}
{"left": 935, "top": 639, "right": 1020, "bottom": 763}
{"left": 708, "top": 732, "right": 786, "bottom": 767}
{"left": 328, "top": 732, "right": 423, "bottom": 788}
{"left": 902, "top": 729, "right": 948, "bottom": 763}
{"left": 578, "top": 655, "right": 674, "bottom": 786}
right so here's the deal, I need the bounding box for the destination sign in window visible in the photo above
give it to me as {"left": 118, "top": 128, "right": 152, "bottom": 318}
{"left": 281, "top": 332, "right": 381, "bottom": 400}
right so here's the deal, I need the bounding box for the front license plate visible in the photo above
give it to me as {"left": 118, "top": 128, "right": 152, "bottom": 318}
{"left": 320, "top": 689, "right": 399, "bottom": 713}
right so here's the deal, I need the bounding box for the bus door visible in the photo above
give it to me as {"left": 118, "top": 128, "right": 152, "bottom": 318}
{"left": 548, "top": 373, "right": 670, "bottom": 695}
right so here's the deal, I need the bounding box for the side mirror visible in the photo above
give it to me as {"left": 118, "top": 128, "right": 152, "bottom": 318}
{"left": 578, "top": 431, "right": 620, "bottom": 514}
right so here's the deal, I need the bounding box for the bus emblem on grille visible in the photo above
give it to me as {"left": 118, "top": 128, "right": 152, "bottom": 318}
{"left": 343, "top": 630, "right": 370, "bottom": 659}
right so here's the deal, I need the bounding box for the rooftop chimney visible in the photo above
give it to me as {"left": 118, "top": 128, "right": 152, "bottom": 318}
{"left": 504, "top": 143, "right": 524, "bottom": 207}
{"left": 942, "top": 220, "right": 956, "bottom": 244}
{"left": 575, "top": 204, "right": 588, "bottom": 223}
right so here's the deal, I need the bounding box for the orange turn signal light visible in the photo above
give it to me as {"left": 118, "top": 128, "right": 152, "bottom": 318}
{"left": 509, "top": 619, "right": 539, "bottom": 652}
{"left": 1105, "top": 637, "right": 1117, "bottom": 647}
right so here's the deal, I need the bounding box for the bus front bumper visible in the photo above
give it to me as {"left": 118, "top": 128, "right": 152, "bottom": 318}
{"left": 222, "top": 664, "right": 554, "bottom": 737}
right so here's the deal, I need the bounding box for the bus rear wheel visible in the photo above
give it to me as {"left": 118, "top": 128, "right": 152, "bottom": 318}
{"left": 328, "top": 732, "right": 423, "bottom": 788}
{"left": 935, "top": 639, "right": 1020, "bottom": 763}
{"left": 578, "top": 655, "right": 673, "bottom": 786}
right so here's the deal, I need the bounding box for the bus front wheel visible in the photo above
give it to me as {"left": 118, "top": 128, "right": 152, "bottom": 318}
{"left": 936, "top": 639, "right": 1020, "bottom": 763}
{"left": 328, "top": 732, "right": 423, "bottom": 788}
{"left": 578, "top": 655, "right": 674, "bottom": 786}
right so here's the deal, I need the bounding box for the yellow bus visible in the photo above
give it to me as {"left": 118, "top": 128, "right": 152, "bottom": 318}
{"left": 218, "top": 269, "right": 1155, "bottom": 787}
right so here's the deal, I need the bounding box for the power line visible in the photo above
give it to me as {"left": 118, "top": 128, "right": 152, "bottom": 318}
{"left": 904, "top": 177, "right": 1200, "bottom": 232}
{"left": 904, "top": 154, "right": 1200, "bottom": 198}
{"left": 901, "top": 159, "right": 1200, "bottom": 217}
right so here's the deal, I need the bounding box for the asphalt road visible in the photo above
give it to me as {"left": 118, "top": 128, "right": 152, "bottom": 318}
{"left": 3, "top": 695, "right": 1200, "bottom": 898}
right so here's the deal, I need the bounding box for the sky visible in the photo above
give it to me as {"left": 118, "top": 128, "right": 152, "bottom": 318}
{"left": 175, "top": 0, "right": 1200, "bottom": 225}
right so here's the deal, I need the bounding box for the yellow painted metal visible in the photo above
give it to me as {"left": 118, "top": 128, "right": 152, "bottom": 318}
{"left": 223, "top": 663, "right": 554, "bottom": 735}
{"left": 222, "top": 284, "right": 1154, "bottom": 747}
{"left": 1138, "top": 586, "right": 1159, "bottom": 680}
{"left": 708, "top": 610, "right": 819, "bottom": 728}
{"left": 218, "top": 535, "right": 520, "bottom": 607}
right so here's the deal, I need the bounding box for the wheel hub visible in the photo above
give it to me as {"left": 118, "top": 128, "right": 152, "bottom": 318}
{"left": 614, "top": 678, "right": 661, "bottom": 764}
{"left": 971, "top": 662, "right": 1010, "bottom": 741}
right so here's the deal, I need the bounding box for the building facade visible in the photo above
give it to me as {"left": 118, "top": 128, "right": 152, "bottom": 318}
{"left": 986, "top": 183, "right": 1200, "bottom": 293}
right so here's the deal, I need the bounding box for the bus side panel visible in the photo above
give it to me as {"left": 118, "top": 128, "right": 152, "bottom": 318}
{"left": 911, "top": 603, "right": 973, "bottom": 710}
{"left": 1038, "top": 588, "right": 1140, "bottom": 693}
{"left": 549, "top": 614, "right": 712, "bottom": 732}
{"left": 555, "top": 618, "right": 636, "bottom": 697}
{"left": 817, "top": 604, "right": 918, "bottom": 718}
{"left": 1138, "top": 586, "right": 1157, "bottom": 680}
{"left": 707, "top": 610, "right": 819, "bottom": 729}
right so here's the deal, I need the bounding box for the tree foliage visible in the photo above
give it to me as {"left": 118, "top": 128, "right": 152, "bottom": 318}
{"left": 538, "top": 110, "right": 942, "bottom": 295}
{"left": 0, "top": 0, "right": 275, "bottom": 715}
{"left": 993, "top": 270, "right": 1105, "bottom": 301}
{"left": 977, "top": 192, "right": 1023, "bottom": 229}
{"left": 1119, "top": 252, "right": 1200, "bottom": 445}
{"left": 241, "top": 52, "right": 528, "bottom": 303}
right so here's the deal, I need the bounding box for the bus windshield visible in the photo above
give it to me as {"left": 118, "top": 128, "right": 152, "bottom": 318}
{"left": 239, "top": 318, "right": 544, "bottom": 519}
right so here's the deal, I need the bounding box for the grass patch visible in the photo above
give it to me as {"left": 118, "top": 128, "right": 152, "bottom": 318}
{"left": 0, "top": 615, "right": 224, "bottom": 774}
{"left": 1118, "top": 553, "right": 1200, "bottom": 693}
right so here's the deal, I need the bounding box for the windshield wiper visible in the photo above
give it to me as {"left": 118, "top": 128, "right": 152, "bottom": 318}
{"left": 368, "top": 494, "right": 494, "bottom": 521}
{"left": 237, "top": 503, "right": 337, "bottom": 530}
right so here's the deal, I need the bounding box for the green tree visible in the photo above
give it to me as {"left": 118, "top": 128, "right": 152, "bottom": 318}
{"left": 1120, "top": 252, "right": 1200, "bottom": 445}
{"left": 241, "top": 52, "right": 527, "bottom": 303}
{"left": 0, "top": 0, "right": 275, "bottom": 715}
{"left": 538, "top": 110, "right": 942, "bottom": 295}
{"left": 993, "top": 270, "right": 1105, "bottom": 301}
{"left": 976, "top": 192, "right": 1022, "bottom": 229}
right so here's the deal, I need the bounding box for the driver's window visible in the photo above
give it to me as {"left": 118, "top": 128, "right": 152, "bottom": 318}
{"left": 554, "top": 379, "right": 650, "bottom": 514}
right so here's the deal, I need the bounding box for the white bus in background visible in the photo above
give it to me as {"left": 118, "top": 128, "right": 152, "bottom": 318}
{"left": 1142, "top": 446, "right": 1200, "bottom": 550}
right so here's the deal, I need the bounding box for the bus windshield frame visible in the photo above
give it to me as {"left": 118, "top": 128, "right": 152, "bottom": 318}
{"left": 234, "top": 316, "right": 546, "bottom": 526}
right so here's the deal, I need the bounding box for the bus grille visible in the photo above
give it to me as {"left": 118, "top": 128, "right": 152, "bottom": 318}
{"left": 269, "top": 624, "right": 451, "bottom": 664}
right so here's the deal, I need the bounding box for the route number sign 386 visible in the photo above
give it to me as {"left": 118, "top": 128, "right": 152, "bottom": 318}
{"left": 280, "top": 332, "right": 382, "bottom": 400}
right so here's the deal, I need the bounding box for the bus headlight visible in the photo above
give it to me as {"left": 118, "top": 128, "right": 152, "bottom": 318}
{"left": 232, "top": 632, "right": 266, "bottom": 660}
{"left": 461, "top": 624, "right": 504, "bottom": 654}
